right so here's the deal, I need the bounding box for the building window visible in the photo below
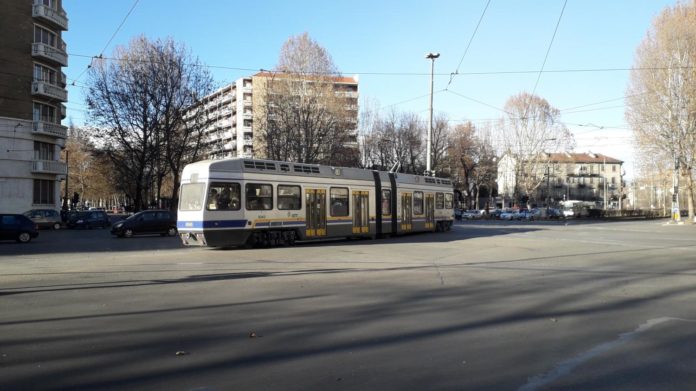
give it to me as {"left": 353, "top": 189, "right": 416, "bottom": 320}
{"left": 612, "top": 165, "right": 617, "bottom": 172}
{"left": 34, "top": 141, "right": 54, "bottom": 160}
{"left": 34, "top": 25, "right": 57, "bottom": 47}
{"left": 33, "top": 179, "right": 55, "bottom": 204}
{"left": 612, "top": 177, "right": 616, "bottom": 184}
{"left": 33, "top": 102, "right": 56, "bottom": 123}
{"left": 330, "top": 187, "right": 349, "bottom": 216}
{"left": 34, "top": 63, "right": 57, "bottom": 84}
{"left": 38, "top": 0, "right": 57, "bottom": 8}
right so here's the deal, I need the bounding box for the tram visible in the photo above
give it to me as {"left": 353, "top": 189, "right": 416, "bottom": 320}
{"left": 177, "top": 158, "right": 455, "bottom": 247}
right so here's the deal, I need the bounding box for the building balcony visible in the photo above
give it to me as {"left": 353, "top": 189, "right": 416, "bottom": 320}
{"left": 33, "top": 121, "right": 68, "bottom": 139}
{"left": 243, "top": 112, "right": 252, "bottom": 120}
{"left": 32, "top": 81, "right": 68, "bottom": 102}
{"left": 32, "top": 42, "right": 68, "bottom": 67}
{"left": 243, "top": 99, "right": 252, "bottom": 107}
{"left": 223, "top": 142, "right": 236, "bottom": 150}
{"left": 242, "top": 126, "right": 252, "bottom": 133}
{"left": 32, "top": 160, "right": 67, "bottom": 175}
{"left": 243, "top": 139, "right": 253, "bottom": 146}
{"left": 32, "top": 4, "right": 68, "bottom": 30}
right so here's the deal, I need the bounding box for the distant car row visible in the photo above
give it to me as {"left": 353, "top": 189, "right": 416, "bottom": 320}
{"left": 1, "top": 209, "right": 177, "bottom": 243}
{"left": 456, "top": 208, "right": 567, "bottom": 221}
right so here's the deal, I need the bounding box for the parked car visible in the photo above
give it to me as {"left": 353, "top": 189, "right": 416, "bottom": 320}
{"left": 548, "top": 208, "right": 564, "bottom": 219}
{"left": 489, "top": 209, "right": 503, "bottom": 219}
{"left": 0, "top": 213, "right": 39, "bottom": 243}
{"left": 454, "top": 208, "right": 463, "bottom": 221}
{"left": 111, "top": 209, "right": 177, "bottom": 238}
{"left": 68, "top": 210, "right": 111, "bottom": 229}
{"left": 24, "top": 209, "right": 62, "bottom": 230}
{"left": 499, "top": 209, "right": 516, "bottom": 220}
{"left": 462, "top": 210, "right": 484, "bottom": 220}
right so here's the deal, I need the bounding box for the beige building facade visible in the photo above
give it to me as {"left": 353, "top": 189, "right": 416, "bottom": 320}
{"left": 498, "top": 152, "right": 624, "bottom": 207}
{"left": 190, "top": 73, "right": 359, "bottom": 161}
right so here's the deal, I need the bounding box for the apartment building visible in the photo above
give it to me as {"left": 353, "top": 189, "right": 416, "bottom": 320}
{"left": 190, "top": 73, "right": 359, "bottom": 160}
{"left": 0, "top": 0, "right": 69, "bottom": 213}
{"left": 498, "top": 152, "right": 624, "bottom": 207}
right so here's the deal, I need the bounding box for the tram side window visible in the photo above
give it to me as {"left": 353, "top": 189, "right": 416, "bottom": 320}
{"left": 180, "top": 183, "right": 205, "bottom": 211}
{"left": 246, "top": 183, "right": 273, "bottom": 210}
{"left": 330, "top": 187, "right": 349, "bottom": 216}
{"left": 413, "top": 191, "right": 424, "bottom": 215}
{"left": 207, "top": 182, "right": 241, "bottom": 211}
{"left": 445, "top": 193, "right": 453, "bottom": 209}
{"left": 381, "top": 189, "right": 391, "bottom": 216}
{"left": 278, "top": 185, "right": 301, "bottom": 210}
{"left": 436, "top": 192, "right": 444, "bottom": 209}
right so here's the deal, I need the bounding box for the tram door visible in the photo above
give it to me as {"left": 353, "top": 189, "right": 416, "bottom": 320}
{"left": 425, "top": 194, "right": 435, "bottom": 230}
{"left": 352, "top": 190, "right": 369, "bottom": 234}
{"left": 400, "top": 192, "right": 412, "bottom": 231}
{"left": 305, "top": 188, "right": 326, "bottom": 237}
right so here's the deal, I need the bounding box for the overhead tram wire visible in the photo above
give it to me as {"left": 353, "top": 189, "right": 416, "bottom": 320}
{"left": 446, "top": 0, "right": 492, "bottom": 89}
{"left": 62, "top": 54, "right": 696, "bottom": 78}
{"left": 529, "top": 0, "right": 568, "bottom": 100}
{"left": 68, "top": 0, "right": 140, "bottom": 87}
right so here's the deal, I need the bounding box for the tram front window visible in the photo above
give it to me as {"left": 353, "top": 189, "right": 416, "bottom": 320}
{"left": 179, "top": 183, "right": 205, "bottom": 211}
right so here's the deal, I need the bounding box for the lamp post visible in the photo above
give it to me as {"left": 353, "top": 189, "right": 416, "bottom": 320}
{"left": 425, "top": 52, "right": 439, "bottom": 176}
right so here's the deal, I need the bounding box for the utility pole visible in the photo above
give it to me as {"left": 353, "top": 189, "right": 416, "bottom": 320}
{"left": 425, "top": 52, "right": 439, "bottom": 176}
{"left": 672, "top": 154, "right": 681, "bottom": 222}
{"left": 63, "top": 150, "right": 69, "bottom": 211}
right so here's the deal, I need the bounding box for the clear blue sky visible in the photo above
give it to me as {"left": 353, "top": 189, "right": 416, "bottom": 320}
{"left": 63, "top": 0, "right": 679, "bottom": 178}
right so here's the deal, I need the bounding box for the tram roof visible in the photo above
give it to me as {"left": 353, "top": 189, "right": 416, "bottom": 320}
{"left": 188, "top": 158, "right": 453, "bottom": 188}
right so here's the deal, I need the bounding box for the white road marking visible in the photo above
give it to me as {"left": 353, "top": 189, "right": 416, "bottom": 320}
{"left": 518, "top": 317, "right": 696, "bottom": 391}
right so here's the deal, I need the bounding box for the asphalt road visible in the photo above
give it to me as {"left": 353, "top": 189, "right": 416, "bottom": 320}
{"left": 1, "top": 219, "right": 696, "bottom": 390}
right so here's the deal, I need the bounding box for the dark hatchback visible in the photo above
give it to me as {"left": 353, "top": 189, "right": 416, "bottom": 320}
{"left": 67, "top": 210, "right": 111, "bottom": 229}
{"left": 111, "top": 210, "right": 177, "bottom": 238}
{"left": 0, "top": 214, "right": 39, "bottom": 243}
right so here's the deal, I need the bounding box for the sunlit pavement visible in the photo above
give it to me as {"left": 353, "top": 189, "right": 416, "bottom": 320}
{"left": 1, "top": 219, "right": 696, "bottom": 390}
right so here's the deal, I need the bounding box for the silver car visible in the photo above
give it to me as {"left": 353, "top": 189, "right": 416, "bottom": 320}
{"left": 24, "top": 209, "right": 62, "bottom": 230}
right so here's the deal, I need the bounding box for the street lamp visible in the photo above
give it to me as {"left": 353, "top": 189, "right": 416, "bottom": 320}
{"left": 425, "top": 52, "right": 439, "bottom": 176}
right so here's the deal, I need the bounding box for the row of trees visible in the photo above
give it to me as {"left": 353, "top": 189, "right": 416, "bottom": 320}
{"left": 78, "top": 33, "right": 571, "bottom": 212}
{"left": 86, "top": 36, "right": 215, "bottom": 211}
{"left": 626, "top": 0, "right": 696, "bottom": 220}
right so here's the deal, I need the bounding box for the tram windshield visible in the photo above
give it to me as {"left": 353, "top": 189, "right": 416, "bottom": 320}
{"left": 179, "top": 183, "right": 205, "bottom": 211}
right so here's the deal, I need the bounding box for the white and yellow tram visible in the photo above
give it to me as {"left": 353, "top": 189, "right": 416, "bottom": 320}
{"left": 177, "top": 158, "right": 455, "bottom": 247}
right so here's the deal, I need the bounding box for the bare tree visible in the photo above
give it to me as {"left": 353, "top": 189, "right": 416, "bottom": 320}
{"left": 86, "top": 36, "right": 214, "bottom": 211}
{"left": 626, "top": 1, "right": 696, "bottom": 220}
{"left": 496, "top": 92, "right": 573, "bottom": 206}
{"left": 431, "top": 113, "right": 450, "bottom": 176}
{"left": 447, "top": 122, "right": 497, "bottom": 209}
{"left": 254, "top": 33, "right": 357, "bottom": 165}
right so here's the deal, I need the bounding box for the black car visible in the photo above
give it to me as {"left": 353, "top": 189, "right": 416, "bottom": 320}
{"left": 0, "top": 214, "right": 39, "bottom": 243}
{"left": 111, "top": 210, "right": 177, "bottom": 238}
{"left": 68, "top": 210, "right": 111, "bottom": 229}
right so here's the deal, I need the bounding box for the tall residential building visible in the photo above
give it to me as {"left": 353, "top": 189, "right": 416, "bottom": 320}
{"left": 190, "top": 73, "right": 359, "bottom": 161}
{"left": 0, "top": 0, "right": 68, "bottom": 213}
